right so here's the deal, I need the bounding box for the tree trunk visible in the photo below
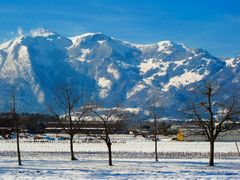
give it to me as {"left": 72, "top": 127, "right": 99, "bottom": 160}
{"left": 209, "top": 140, "right": 214, "bottom": 166}
{"left": 155, "top": 137, "right": 158, "bottom": 162}
{"left": 235, "top": 142, "right": 240, "bottom": 157}
{"left": 70, "top": 135, "right": 76, "bottom": 160}
{"left": 107, "top": 142, "right": 113, "bottom": 166}
{"left": 154, "top": 117, "right": 158, "bottom": 162}
{"left": 16, "top": 126, "right": 22, "bottom": 166}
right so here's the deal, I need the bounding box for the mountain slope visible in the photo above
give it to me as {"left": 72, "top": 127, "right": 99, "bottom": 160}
{"left": 0, "top": 29, "right": 238, "bottom": 118}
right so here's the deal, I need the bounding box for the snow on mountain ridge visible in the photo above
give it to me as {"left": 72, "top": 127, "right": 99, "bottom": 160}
{"left": 225, "top": 57, "right": 240, "bottom": 68}
{"left": 69, "top": 32, "right": 103, "bottom": 47}
{"left": 0, "top": 30, "right": 238, "bottom": 117}
{"left": 0, "top": 40, "right": 13, "bottom": 50}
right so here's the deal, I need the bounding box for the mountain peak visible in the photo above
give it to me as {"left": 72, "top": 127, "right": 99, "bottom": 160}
{"left": 135, "top": 40, "right": 187, "bottom": 55}
{"left": 157, "top": 40, "right": 175, "bottom": 52}
{"left": 70, "top": 32, "right": 111, "bottom": 43}
{"left": 157, "top": 40, "right": 174, "bottom": 46}
{"left": 79, "top": 32, "right": 104, "bottom": 38}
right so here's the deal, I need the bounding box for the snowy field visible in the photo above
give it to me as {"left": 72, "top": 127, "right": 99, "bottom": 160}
{"left": 1, "top": 135, "right": 240, "bottom": 153}
{"left": 0, "top": 135, "right": 240, "bottom": 179}
{"left": 0, "top": 159, "right": 240, "bottom": 179}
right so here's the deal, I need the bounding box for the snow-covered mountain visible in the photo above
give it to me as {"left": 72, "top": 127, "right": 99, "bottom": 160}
{"left": 0, "top": 29, "right": 239, "bottom": 117}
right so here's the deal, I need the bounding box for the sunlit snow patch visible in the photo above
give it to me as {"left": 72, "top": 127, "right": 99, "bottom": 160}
{"left": 32, "top": 84, "right": 45, "bottom": 103}
{"left": 157, "top": 41, "right": 173, "bottom": 54}
{"left": 163, "top": 71, "right": 208, "bottom": 91}
{"left": 107, "top": 64, "right": 120, "bottom": 79}
{"left": 225, "top": 58, "right": 240, "bottom": 68}
{"left": 98, "top": 77, "right": 112, "bottom": 98}
{"left": 139, "top": 59, "right": 169, "bottom": 76}
{"left": 127, "top": 83, "right": 146, "bottom": 99}
{"left": 139, "top": 58, "right": 160, "bottom": 74}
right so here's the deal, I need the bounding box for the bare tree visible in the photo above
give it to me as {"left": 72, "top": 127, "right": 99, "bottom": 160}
{"left": 87, "top": 105, "right": 126, "bottom": 166}
{"left": 9, "top": 91, "right": 22, "bottom": 165}
{"left": 147, "top": 96, "right": 162, "bottom": 162}
{"left": 185, "top": 83, "right": 240, "bottom": 166}
{"left": 50, "top": 84, "right": 86, "bottom": 160}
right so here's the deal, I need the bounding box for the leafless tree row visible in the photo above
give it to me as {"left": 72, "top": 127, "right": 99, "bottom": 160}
{"left": 48, "top": 84, "right": 128, "bottom": 166}
{"left": 2, "top": 82, "right": 240, "bottom": 167}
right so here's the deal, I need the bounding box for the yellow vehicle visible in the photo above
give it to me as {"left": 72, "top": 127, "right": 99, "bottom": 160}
{"left": 176, "top": 129, "right": 184, "bottom": 141}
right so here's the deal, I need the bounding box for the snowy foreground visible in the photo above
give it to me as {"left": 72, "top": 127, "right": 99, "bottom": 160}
{"left": 0, "top": 159, "right": 240, "bottom": 179}
{"left": 0, "top": 135, "right": 239, "bottom": 179}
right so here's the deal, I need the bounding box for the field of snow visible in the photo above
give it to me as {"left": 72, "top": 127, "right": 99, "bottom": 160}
{"left": 0, "top": 159, "right": 239, "bottom": 179}
{"left": 0, "top": 135, "right": 239, "bottom": 154}
{"left": 0, "top": 135, "right": 240, "bottom": 179}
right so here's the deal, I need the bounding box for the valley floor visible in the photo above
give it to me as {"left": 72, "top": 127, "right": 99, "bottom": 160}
{"left": 0, "top": 159, "right": 239, "bottom": 179}
{"left": 0, "top": 135, "right": 239, "bottom": 179}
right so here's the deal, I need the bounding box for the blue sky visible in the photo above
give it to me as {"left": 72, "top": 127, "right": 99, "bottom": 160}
{"left": 0, "top": 0, "right": 240, "bottom": 57}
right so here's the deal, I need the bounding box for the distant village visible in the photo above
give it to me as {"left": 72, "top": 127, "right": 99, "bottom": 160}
{"left": 1, "top": 112, "right": 240, "bottom": 142}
